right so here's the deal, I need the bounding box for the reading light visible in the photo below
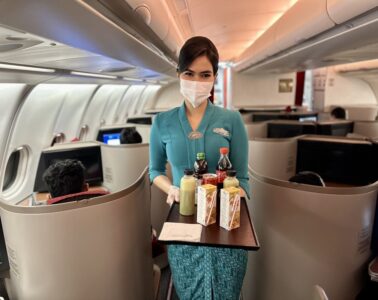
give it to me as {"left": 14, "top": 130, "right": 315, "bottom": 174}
{"left": 123, "top": 76, "right": 143, "bottom": 82}
{"left": 71, "top": 71, "right": 117, "bottom": 79}
{"left": 0, "top": 63, "right": 55, "bottom": 73}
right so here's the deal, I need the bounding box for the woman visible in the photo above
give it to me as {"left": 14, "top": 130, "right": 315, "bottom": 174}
{"left": 149, "top": 36, "right": 250, "bottom": 300}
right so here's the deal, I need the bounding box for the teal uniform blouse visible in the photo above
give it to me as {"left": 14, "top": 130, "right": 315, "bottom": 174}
{"left": 149, "top": 100, "right": 250, "bottom": 197}
{"left": 149, "top": 100, "right": 250, "bottom": 300}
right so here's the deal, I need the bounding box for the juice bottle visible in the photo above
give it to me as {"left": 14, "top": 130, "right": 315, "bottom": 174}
{"left": 216, "top": 147, "right": 232, "bottom": 186}
{"left": 194, "top": 152, "right": 208, "bottom": 204}
{"left": 216, "top": 147, "right": 232, "bottom": 223}
{"left": 223, "top": 170, "right": 239, "bottom": 189}
{"left": 179, "top": 169, "right": 196, "bottom": 216}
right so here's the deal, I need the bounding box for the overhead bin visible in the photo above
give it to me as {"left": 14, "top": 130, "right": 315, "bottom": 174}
{"left": 327, "top": 0, "right": 378, "bottom": 24}
{"left": 125, "top": 0, "right": 183, "bottom": 53}
{"left": 272, "top": 0, "right": 335, "bottom": 52}
{"left": 235, "top": 0, "right": 378, "bottom": 73}
{"left": 237, "top": 26, "right": 277, "bottom": 71}
{"left": 235, "top": 0, "right": 335, "bottom": 71}
{"left": 0, "top": 0, "right": 177, "bottom": 77}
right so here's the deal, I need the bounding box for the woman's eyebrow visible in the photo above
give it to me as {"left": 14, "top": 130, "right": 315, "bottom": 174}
{"left": 186, "top": 68, "right": 212, "bottom": 74}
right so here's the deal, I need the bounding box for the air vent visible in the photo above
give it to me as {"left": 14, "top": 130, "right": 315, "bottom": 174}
{"left": 0, "top": 44, "right": 24, "bottom": 52}
{"left": 5, "top": 36, "right": 28, "bottom": 41}
{"left": 101, "top": 66, "right": 136, "bottom": 73}
{"left": 0, "top": 37, "right": 44, "bottom": 52}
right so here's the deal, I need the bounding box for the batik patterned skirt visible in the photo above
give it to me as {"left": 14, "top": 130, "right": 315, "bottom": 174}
{"left": 168, "top": 245, "right": 248, "bottom": 300}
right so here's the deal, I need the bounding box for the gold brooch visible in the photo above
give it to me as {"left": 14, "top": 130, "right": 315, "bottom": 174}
{"left": 188, "top": 131, "right": 203, "bottom": 140}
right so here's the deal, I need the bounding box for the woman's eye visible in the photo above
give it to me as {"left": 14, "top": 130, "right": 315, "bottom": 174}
{"left": 202, "top": 74, "right": 211, "bottom": 78}
{"left": 184, "top": 72, "right": 193, "bottom": 77}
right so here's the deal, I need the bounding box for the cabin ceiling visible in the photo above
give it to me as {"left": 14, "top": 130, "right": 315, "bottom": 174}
{"left": 167, "top": 0, "right": 298, "bottom": 61}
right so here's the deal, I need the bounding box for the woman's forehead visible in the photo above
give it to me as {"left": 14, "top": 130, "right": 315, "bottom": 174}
{"left": 187, "top": 55, "right": 213, "bottom": 72}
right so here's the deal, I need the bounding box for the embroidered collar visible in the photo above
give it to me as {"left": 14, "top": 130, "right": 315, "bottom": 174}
{"left": 178, "top": 100, "right": 215, "bottom": 137}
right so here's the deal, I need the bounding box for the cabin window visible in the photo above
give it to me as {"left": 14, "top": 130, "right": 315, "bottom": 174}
{"left": 2, "top": 150, "right": 21, "bottom": 191}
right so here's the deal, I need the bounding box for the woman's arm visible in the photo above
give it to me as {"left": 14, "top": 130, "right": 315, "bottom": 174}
{"left": 149, "top": 115, "right": 168, "bottom": 186}
{"left": 149, "top": 115, "right": 178, "bottom": 204}
{"left": 230, "top": 111, "right": 250, "bottom": 198}
{"left": 153, "top": 175, "right": 172, "bottom": 194}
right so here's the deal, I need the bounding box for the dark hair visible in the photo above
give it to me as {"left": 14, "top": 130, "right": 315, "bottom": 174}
{"left": 177, "top": 36, "right": 219, "bottom": 75}
{"left": 43, "top": 159, "right": 86, "bottom": 198}
{"left": 331, "top": 106, "right": 347, "bottom": 119}
{"left": 120, "top": 127, "right": 142, "bottom": 144}
{"left": 289, "top": 171, "right": 325, "bottom": 187}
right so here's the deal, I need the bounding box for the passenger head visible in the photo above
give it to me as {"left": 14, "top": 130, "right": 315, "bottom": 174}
{"left": 120, "top": 127, "right": 142, "bottom": 144}
{"left": 43, "top": 159, "right": 88, "bottom": 198}
{"left": 331, "top": 106, "right": 347, "bottom": 119}
{"left": 289, "top": 171, "right": 325, "bottom": 187}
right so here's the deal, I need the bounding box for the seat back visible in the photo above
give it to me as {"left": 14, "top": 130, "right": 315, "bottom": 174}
{"left": 243, "top": 170, "right": 377, "bottom": 300}
{"left": 248, "top": 138, "right": 298, "bottom": 181}
{"left": 353, "top": 121, "right": 378, "bottom": 139}
{"left": 0, "top": 168, "right": 153, "bottom": 300}
{"left": 101, "top": 143, "right": 149, "bottom": 192}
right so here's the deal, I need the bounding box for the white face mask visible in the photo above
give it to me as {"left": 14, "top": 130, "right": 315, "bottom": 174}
{"left": 180, "top": 78, "right": 214, "bottom": 108}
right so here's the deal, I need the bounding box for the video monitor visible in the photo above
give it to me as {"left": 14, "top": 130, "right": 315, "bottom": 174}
{"left": 316, "top": 122, "right": 353, "bottom": 136}
{"left": 299, "top": 116, "right": 317, "bottom": 122}
{"left": 252, "top": 112, "right": 318, "bottom": 122}
{"left": 268, "top": 122, "right": 316, "bottom": 138}
{"left": 103, "top": 133, "right": 121, "bottom": 145}
{"left": 296, "top": 138, "right": 375, "bottom": 185}
{"left": 34, "top": 145, "right": 103, "bottom": 192}
{"left": 97, "top": 128, "right": 124, "bottom": 144}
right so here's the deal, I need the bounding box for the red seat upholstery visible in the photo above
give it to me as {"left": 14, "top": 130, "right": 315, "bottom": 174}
{"left": 47, "top": 189, "right": 109, "bottom": 205}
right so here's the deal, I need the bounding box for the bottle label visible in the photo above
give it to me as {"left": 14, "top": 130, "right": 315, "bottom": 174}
{"left": 216, "top": 170, "right": 227, "bottom": 183}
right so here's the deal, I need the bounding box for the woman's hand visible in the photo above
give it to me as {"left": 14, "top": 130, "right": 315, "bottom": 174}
{"left": 167, "top": 185, "right": 180, "bottom": 206}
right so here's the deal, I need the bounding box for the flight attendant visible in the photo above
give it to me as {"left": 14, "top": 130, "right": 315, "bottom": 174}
{"left": 149, "top": 36, "right": 249, "bottom": 300}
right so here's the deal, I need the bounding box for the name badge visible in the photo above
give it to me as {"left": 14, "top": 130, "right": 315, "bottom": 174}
{"left": 213, "top": 128, "right": 230, "bottom": 137}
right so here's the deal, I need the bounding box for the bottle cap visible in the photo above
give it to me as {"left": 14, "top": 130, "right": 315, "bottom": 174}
{"left": 197, "top": 152, "right": 205, "bottom": 160}
{"left": 220, "top": 147, "right": 229, "bottom": 155}
{"left": 226, "top": 170, "right": 236, "bottom": 177}
{"left": 184, "top": 168, "right": 194, "bottom": 175}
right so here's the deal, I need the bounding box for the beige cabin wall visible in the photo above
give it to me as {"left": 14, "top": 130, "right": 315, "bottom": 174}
{"left": 324, "top": 67, "right": 377, "bottom": 109}
{"left": 364, "top": 78, "right": 378, "bottom": 101}
{"left": 148, "top": 82, "right": 181, "bottom": 110}
{"left": 230, "top": 71, "right": 296, "bottom": 108}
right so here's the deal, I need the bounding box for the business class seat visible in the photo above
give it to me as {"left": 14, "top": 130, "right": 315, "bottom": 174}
{"left": 243, "top": 169, "right": 378, "bottom": 300}
{"left": 100, "top": 141, "right": 170, "bottom": 239}
{"left": 0, "top": 168, "right": 153, "bottom": 300}
{"left": 353, "top": 121, "right": 378, "bottom": 139}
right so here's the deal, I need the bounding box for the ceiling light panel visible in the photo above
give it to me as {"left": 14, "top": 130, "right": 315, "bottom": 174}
{"left": 184, "top": 0, "right": 297, "bottom": 61}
